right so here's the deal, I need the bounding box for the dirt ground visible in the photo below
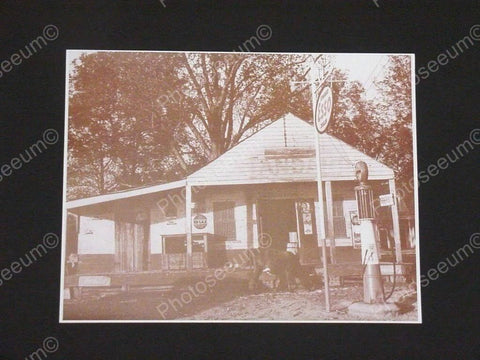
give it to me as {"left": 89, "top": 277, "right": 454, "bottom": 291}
{"left": 182, "top": 287, "right": 418, "bottom": 322}
{"left": 63, "top": 272, "right": 419, "bottom": 322}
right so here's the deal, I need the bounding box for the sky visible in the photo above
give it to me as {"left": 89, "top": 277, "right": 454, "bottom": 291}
{"left": 332, "top": 53, "right": 391, "bottom": 99}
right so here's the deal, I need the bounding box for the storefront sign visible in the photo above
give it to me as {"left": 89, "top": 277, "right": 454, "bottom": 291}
{"left": 315, "top": 86, "right": 333, "bottom": 134}
{"left": 379, "top": 194, "right": 395, "bottom": 207}
{"left": 193, "top": 214, "right": 207, "bottom": 229}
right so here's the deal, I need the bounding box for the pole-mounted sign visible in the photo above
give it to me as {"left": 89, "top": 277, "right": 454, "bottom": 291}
{"left": 307, "top": 55, "right": 334, "bottom": 312}
{"left": 315, "top": 85, "right": 333, "bottom": 134}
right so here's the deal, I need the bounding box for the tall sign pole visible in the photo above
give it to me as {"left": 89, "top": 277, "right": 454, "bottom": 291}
{"left": 309, "top": 55, "right": 333, "bottom": 312}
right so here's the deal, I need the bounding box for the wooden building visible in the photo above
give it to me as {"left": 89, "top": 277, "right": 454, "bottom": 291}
{"left": 65, "top": 114, "right": 409, "bottom": 276}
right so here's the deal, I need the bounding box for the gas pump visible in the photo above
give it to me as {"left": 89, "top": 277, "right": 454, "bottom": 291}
{"left": 354, "top": 161, "right": 384, "bottom": 304}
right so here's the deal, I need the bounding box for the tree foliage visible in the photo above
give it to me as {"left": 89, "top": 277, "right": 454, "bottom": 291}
{"left": 67, "top": 52, "right": 308, "bottom": 199}
{"left": 373, "top": 55, "right": 414, "bottom": 211}
{"left": 67, "top": 52, "right": 414, "bottom": 213}
{"left": 179, "top": 53, "right": 309, "bottom": 160}
{"left": 68, "top": 52, "right": 187, "bottom": 198}
{"left": 328, "top": 68, "right": 383, "bottom": 159}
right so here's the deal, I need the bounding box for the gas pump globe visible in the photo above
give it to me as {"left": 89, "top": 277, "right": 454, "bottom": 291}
{"left": 354, "top": 161, "right": 384, "bottom": 303}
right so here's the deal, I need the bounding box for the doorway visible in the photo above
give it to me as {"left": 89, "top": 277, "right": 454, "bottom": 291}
{"left": 258, "top": 199, "right": 296, "bottom": 250}
{"left": 257, "top": 198, "right": 320, "bottom": 264}
{"left": 115, "top": 209, "right": 149, "bottom": 272}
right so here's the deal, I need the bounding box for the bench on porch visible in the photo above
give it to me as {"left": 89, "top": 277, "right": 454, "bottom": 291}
{"left": 64, "top": 269, "right": 218, "bottom": 300}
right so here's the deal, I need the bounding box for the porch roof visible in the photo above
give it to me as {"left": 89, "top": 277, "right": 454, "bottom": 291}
{"left": 66, "top": 179, "right": 186, "bottom": 210}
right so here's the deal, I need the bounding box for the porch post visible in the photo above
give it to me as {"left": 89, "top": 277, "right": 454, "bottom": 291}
{"left": 325, "top": 181, "right": 336, "bottom": 264}
{"left": 185, "top": 183, "right": 193, "bottom": 271}
{"left": 113, "top": 203, "right": 121, "bottom": 272}
{"left": 389, "top": 178, "right": 403, "bottom": 263}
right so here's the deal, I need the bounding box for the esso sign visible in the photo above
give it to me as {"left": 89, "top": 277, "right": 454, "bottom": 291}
{"left": 193, "top": 214, "right": 207, "bottom": 230}
{"left": 315, "top": 86, "right": 333, "bottom": 134}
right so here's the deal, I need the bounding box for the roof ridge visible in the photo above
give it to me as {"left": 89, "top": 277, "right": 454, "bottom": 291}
{"left": 187, "top": 113, "right": 310, "bottom": 178}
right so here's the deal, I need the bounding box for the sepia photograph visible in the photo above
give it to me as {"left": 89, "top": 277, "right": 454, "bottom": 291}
{"left": 60, "top": 51, "right": 420, "bottom": 322}
{"left": 3, "top": 1, "right": 480, "bottom": 358}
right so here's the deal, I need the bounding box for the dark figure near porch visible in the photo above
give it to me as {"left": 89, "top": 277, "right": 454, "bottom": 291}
{"left": 65, "top": 253, "right": 79, "bottom": 276}
{"left": 248, "top": 248, "right": 315, "bottom": 292}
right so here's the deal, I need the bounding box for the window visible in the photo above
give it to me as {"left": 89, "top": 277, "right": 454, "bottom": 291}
{"left": 213, "top": 201, "right": 236, "bottom": 241}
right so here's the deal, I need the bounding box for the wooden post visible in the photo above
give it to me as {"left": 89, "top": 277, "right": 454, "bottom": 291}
{"left": 113, "top": 204, "right": 121, "bottom": 272}
{"left": 161, "top": 236, "right": 166, "bottom": 270}
{"left": 294, "top": 202, "right": 303, "bottom": 263}
{"left": 146, "top": 211, "right": 151, "bottom": 271}
{"left": 389, "top": 179, "right": 403, "bottom": 263}
{"left": 325, "top": 181, "right": 336, "bottom": 264}
{"left": 314, "top": 186, "right": 330, "bottom": 312}
{"left": 185, "top": 183, "right": 193, "bottom": 271}
{"left": 203, "top": 233, "right": 208, "bottom": 268}
{"left": 314, "top": 133, "right": 330, "bottom": 312}
{"left": 252, "top": 201, "right": 259, "bottom": 249}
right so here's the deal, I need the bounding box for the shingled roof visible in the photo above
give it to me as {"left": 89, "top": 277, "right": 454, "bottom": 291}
{"left": 187, "top": 113, "right": 394, "bottom": 185}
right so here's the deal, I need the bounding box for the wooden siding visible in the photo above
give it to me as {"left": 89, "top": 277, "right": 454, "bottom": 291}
{"left": 187, "top": 113, "right": 394, "bottom": 185}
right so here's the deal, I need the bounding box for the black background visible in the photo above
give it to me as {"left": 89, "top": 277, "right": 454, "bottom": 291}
{"left": 0, "top": 1, "right": 479, "bottom": 359}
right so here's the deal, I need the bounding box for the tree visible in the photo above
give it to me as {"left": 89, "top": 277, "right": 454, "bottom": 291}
{"left": 67, "top": 52, "right": 311, "bottom": 199}
{"left": 373, "top": 55, "right": 414, "bottom": 212}
{"left": 314, "top": 59, "right": 414, "bottom": 213}
{"left": 328, "top": 69, "right": 383, "bottom": 158}
{"left": 67, "top": 52, "right": 187, "bottom": 199}
{"left": 179, "top": 53, "right": 309, "bottom": 160}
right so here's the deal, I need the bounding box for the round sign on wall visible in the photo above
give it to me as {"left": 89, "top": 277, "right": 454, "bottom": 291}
{"left": 193, "top": 214, "right": 207, "bottom": 230}
{"left": 315, "top": 86, "right": 333, "bottom": 134}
